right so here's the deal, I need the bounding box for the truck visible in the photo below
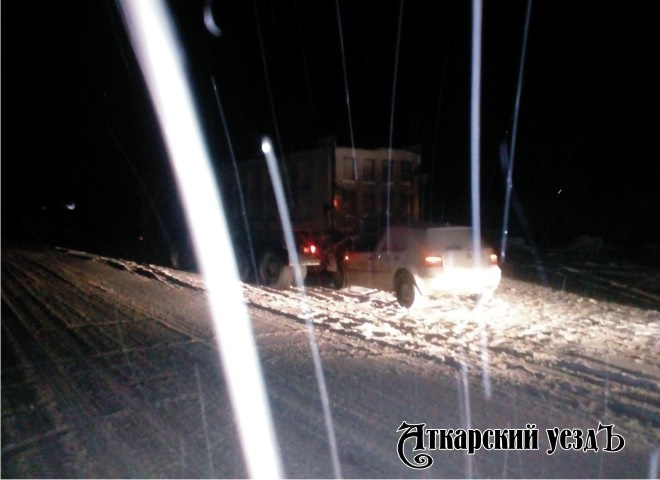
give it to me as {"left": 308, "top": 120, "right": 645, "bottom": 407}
{"left": 218, "top": 138, "right": 422, "bottom": 288}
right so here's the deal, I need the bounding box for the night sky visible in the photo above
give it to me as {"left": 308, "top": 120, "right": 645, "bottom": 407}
{"left": 3, "top": 1, "right": 659, "bottom": 261}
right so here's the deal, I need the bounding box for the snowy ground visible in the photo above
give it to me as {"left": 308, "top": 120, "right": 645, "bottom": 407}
{"left": 2, "top": 245, "right": 659, "bottom": 478}
{"left": 502, "top": 241, "right": 660, "bottom": 311}
{"left": 244, "top": 273, "right": 660, "bottom": 433}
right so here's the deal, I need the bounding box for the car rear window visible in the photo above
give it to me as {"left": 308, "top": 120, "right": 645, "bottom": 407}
{"left": 425, "top": 227, "right": 473, "bottom": 250}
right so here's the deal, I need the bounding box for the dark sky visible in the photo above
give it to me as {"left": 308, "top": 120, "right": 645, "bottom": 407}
{"left": 3, "top": 0, "right": 659, "bottom": 254}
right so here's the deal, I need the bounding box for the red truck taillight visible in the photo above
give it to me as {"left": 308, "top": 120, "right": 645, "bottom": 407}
{"left": 303, "top": 244, "right": 318, "bottom": 255}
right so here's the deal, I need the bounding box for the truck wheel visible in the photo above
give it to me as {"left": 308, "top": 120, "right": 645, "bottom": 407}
{"left": 258, "top": 252, "right": 293, "bottom": 289}
{"left": 395, "top": 274, "right": 416, "bottom": 308}
{"left": 276, "top": 266, "right": 296, "bottom": 289}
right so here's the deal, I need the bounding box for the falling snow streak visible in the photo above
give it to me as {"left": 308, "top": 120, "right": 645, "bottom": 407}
{"left": 455, "top": 322, "right": 474, "bottom": 479}
{"left": 499, "top": 141, "right": 549, "bottom": 287}
{"left": 262, "top": 137, "right": 342, "bottom": 478}
{"left": 429, "top": 24, "right": 453, "bottom": 222}
{"left": 252, "top": 0, "right": 294, "bottom": 208}
{"left": 469, "top": 0, "right": 483, "bottom": 271}
{"left": 211, "top": 76, "right": 258, "bottom": 283}
{"left": 105, "top": 0, "right": 134, "bottom": 78}
{"left": 501, "top": 0, "right": 533, "bottom": 265}
{"left": 293, "top": 0, "right": 314, "bottom": 113}
{"left": 334, "top": 0, "right": 358, "bottom": 180}
{"left": 106, "top": 126, "right": 173, "bottom": 255}
{"left": 194, "top": 363, "right": 214, "bottom": 476}
{"left": 386, "top": 0, "right": 405, "bottom": 251}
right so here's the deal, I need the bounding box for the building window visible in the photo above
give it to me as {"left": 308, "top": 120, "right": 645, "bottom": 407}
{"left": 401, "top": 161, "right": 413, "bottom": 184}
{"left": 342, "top": 157, "right": 357, "bottom": 182}
{"left": 400, "top": 193, "right": 412, "bottom": 216}
{"left": 363, "top": 159, "right": 375, "bottom": 183}
{"left": 381, "top": 191, "right": 395, "bottom": 214}
{"left": 382, "top": 160, "right": 394, "bottom": 183}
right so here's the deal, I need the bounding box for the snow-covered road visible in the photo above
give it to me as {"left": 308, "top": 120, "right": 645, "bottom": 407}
{"left": 244, "top": 272, "right": 660, "bottom": 435}
{"left": 2, "top": 246, "right": 658, "bottom": 477}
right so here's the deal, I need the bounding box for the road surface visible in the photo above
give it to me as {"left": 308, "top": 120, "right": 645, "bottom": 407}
{"left": 2, "top": 246, "right": 658, "bottom": 477}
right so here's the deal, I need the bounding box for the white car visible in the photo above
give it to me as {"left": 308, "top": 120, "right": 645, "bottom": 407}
{"left": 341, "top": 225, "right": 501, "bottom": 307}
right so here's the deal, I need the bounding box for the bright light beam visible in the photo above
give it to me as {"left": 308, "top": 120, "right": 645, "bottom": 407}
{"left": 118, "top": 2, "right": 283, "bottom": 477}
{"left": 471, "top": 0, "right": 492, "bottom": 402}
{"left": 649, "top": 449, "right": 659, "bottom": 480}
{"left": 262, "top": 137, "right": 343, "bottom": 478}
{"left": 470, "top": 0, "right": 483, "bottom": 275}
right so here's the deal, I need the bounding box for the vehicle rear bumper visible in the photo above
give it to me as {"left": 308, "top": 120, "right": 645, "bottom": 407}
{"left": 297, "top": 253, "right": 322, "bottom": 267}
{"left": 415, "top": 266, "right": 501, "bottom": 296}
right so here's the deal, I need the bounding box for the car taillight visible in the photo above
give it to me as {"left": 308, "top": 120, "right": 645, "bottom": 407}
{"left": 489, "top": 253, "right": 498, "bottom": 265}
{"left": 423, "top": 255, "right": 443, "bottom": 268}
{"left": 303, "top": 244, "right": 318, "bottom": 255}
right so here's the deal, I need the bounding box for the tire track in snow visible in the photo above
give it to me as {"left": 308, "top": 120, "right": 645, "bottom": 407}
{"left": 1, "top": 249, "right": 243, "bottom": 478}
{"left": 239, "top": 277, "right": 660, "bottom": 440}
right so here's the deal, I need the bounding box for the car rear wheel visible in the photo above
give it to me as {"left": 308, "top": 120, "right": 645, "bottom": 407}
{"left": 259, "top": 252, "right": 293, "bottom": 289}
{"left": 395, "top": 274, "right": 416, "bottom": 308}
